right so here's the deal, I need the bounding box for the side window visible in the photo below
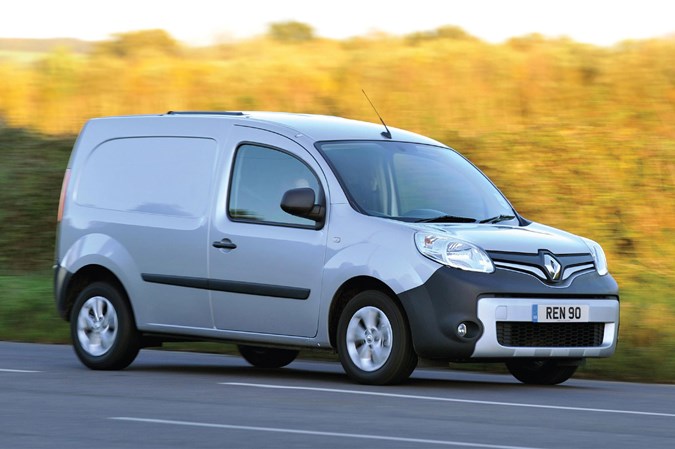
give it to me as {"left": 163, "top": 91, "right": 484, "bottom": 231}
{"left": 228, "top": 144, "right": 321, "bottom": 227}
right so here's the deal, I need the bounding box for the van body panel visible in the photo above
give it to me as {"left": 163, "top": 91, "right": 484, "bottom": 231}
{"left": 208, "top": 126, "right": 328, "bottom": 337}
{"left": 320, "top": 205, "right": 440, "bottom": 295}
{"left": 236, "top": 112, "right": 445, "bottom": 145}
{"left": 58, "top": 119, "right": 230, "bottom": 329}
{"left": 56, "top": 233, "right": 139, "bottom": 318}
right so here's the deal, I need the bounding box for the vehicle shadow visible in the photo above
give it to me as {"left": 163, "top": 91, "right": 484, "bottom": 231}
{"left": 126, "top": 352, "right": 590, "bottom": 391}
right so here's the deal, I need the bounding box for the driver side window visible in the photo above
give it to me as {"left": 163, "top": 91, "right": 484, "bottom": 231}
{"left": 228, "top": 144, "right": 320, "bottom": 227}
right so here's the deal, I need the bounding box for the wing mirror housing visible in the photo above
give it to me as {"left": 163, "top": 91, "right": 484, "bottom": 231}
{"left": 280, "top": 187, "right": 325, "bottom": 222}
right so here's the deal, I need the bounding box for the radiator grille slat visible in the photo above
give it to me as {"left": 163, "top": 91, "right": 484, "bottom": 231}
{"left": 496, "top": 322, "right": 605, "bottom": 347}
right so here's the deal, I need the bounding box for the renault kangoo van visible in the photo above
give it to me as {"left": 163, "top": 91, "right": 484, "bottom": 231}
{"left": 54, "top": 111, "right": 619, "bottom": 385}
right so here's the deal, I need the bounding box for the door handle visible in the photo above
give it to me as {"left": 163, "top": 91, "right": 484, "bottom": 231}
{"left": 212, "top": 238, "right": 237, "bottom": 250}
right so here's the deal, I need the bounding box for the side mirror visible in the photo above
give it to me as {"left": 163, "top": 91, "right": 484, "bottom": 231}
{"left": 280, "top": 187, "right": 325, "bottom": 222}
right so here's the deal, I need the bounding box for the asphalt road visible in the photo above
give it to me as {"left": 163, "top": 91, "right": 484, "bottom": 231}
{"left": 1, "top": 342, "right": 673, "bottom": 449}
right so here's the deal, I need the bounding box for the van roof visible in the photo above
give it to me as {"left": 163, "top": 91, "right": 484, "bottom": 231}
{"left": 162, "top": 111, "right": 444, "bottom": 145}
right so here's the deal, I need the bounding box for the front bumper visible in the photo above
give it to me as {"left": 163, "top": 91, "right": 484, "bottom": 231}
{"left": 397, "top": 265, "right": 619, "bottom": 361}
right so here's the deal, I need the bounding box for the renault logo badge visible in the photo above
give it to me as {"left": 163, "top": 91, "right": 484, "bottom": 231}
{"left": 543, "top": 254, "right": 562, "bottom": 281}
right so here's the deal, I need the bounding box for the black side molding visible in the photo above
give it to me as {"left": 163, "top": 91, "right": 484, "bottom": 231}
{"left": 141, "top": 274, "right": 310, "bottom": 300}
{"left": 142, "top": 274, "right": 208, "bottom": 290}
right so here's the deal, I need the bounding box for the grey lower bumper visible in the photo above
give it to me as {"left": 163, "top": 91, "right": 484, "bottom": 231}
{"left": 472, "top": 297, "right": 620, "bottom": 358}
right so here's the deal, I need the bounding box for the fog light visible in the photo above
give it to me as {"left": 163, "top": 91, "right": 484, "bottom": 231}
{"left": 457, "top": 323, "right": 468, "bottom": 338}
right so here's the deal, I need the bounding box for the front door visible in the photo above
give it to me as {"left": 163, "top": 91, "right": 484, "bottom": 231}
{"left": 208, "top": 127, "right": 328, "bottom": 337}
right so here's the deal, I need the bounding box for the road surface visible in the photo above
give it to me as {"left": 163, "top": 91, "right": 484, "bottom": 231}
{"left": 1, "top": 342, "right": 673, "bottom": 448}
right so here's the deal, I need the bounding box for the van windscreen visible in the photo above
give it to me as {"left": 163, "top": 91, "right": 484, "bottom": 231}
{"left": 317, "top": 141, "right": 516, "bottom": 223}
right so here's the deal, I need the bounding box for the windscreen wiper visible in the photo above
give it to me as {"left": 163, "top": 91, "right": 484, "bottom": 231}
{"left": 479, "top": 214, "right": 516, "bottom": 224}
{"left": 415, "top": 215, "right": 477, "bottom": 223}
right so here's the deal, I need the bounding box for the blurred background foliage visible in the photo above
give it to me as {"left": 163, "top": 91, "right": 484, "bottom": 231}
{"left": 0, "top": 23, "right": 673, "bottom": 381}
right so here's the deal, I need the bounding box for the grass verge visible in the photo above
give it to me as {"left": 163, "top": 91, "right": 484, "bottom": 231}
{"left": 0, "top": 273, "right": 69, "bottom": 343}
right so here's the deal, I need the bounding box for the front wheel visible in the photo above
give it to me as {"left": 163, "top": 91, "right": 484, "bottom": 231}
{"left": 337, "top": 290, "right": 417, "bottom": 385}
{"left": 238, "top": 345, "right": 299, "bottom": 369}
{"left": 506, "top": 360, "right": 579, "bottom": 385}
{"left": 70, "top": 282, "right": 140, "bottom": 370}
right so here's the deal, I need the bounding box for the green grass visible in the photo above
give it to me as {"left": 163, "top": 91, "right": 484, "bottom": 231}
{"left": 0, "top": 273, "right": 69, "bottom": 343}
{"left": 2, "top": 273, "right": 672, "bottom": 383}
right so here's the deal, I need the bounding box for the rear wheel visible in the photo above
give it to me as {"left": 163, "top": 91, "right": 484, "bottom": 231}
{"left": 70, "top": 282, "right": 140, "bottom": 370}
{"left": 337, "top": 290, "right": 417, "bottom": 385}
{"left": 238, "top": 345, "right": 299, "bottom": 369}
{"left": 506, "top": 360, "right": 578, "bottom": 385}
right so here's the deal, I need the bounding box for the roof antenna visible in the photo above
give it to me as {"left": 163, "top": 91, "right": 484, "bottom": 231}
{"left": 362, "top": 89, "right": 392, "bottom": 139}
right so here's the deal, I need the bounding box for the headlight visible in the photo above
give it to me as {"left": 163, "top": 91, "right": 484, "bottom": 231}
{"left": 582, "top": 237, "right": 608, "bottom": 276}
{"left": 414, "top": 232, "right": 494, "bottom": 273}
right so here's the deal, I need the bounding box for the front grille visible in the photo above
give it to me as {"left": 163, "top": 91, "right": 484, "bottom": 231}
{"left": 497, "top": 322, "right": 605, "bottom": 347}
{"left": 487, "top": 251, "right": 595, "bottom": 283}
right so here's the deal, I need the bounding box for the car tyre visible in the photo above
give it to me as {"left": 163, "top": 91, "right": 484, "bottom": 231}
{"left": 337, "top": 290, "right": 417, "bottom": 385}
{"left": 70, "top": 281, "right": 140, "bottom": 370}
{"left": 238, "top": 345, "right": 299, "bottom": 369}
{"left": 506, "top": 360, "right": 578, "bottom": 385}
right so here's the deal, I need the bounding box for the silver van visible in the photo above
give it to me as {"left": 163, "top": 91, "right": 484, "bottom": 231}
{"left": 54, "top": 111, "right": 619, "bottom": 385}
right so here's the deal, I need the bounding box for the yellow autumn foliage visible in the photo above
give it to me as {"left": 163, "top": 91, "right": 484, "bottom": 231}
{"left": 0, "top": 30, "right": 673, "bottom": 314}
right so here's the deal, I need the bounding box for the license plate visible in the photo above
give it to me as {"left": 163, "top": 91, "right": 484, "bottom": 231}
{"left": 532, "top": 305, "right": 589, "bottom": 323}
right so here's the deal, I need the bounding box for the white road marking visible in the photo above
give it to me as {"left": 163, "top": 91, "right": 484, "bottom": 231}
{"left": 221, "top": 382, "right": 675, "bottom": 418}
{"left": 109, "top": 417, "right": 543, "bottom": 449}
{"left": 0, "top": 368, "right": 41, "bottom": 373}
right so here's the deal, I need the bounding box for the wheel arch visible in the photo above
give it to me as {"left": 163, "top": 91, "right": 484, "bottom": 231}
{"left": 61, "top": 265, "right": 134, "bottom": 324}
{"left": 327, "top": 275, "right": 409, "bottom": 349}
